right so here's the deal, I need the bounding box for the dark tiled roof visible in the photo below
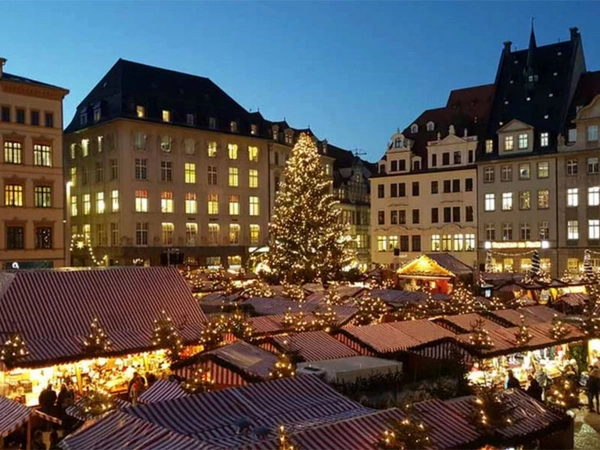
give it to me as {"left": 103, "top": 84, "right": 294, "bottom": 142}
{"left": 1, "top": 72, "right": 68, "bottom": 92}
{"left": 566, "top": 70, "right": 600, "bottom": 123}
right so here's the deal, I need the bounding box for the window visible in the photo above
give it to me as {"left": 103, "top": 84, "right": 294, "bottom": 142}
{"left": 539, "top": 221, "right": 550, "bottom": 240}
{"left": 135, "top": 158, "right": 147, "bottom": 180}
{"left": 519, "top": 163, "right": 530, "bottom": 179}
{"left": 431, "top": 181, "right": 438, "bottom": 194}
{"left": 34, "top": 186, "right": 51, "bottom": 208}
{"left": 161, "top": 222, "right": 174, "bottom": 245}
{"left": 208, "top": 194, "right": 219, "bottom": 214}
{"left": 431, "top": 154, "right": 437, "bottom": 167}
{"left": 486, "top": 140, "right": 493, "bottom": 153}
{"left": 228, "top": 144, "right": 238, "bottom": 160}
{"left": 70, "top": 167, "right": 77, "bottom": 185}
{"left": 567, "top": 188, "right": 579, "bottom": 207}
{"left": 431, "top": 235, "right": 440, "bottom": 252}
{"left": 186, "top": 223, "right": 198, "bottom": 245}
{"left": 391, "top": 160, "right": 398, "bottom": 172}
{"left": 208, "top": 224, "right": 220, "bottom": 245}
{"left": 537, "top": 189, "right": 549, "bottom": 209}
{"left": 229, "top": 195, "right": 240, "bottom": 215}
{"left": 251, "top": 124, "right": 258, "bottom": 135}
{"left": 186, "top": 114, "right": 196, "bottom": 126}
{"left": 248, "top": 146, "right": 259, "bottom": 162}
{"left": 109, "top": 159, "right": 118, "bottom": 180}
{"left": 520, "top": 222, "right": 531, "bottom": 240}
{"left": 136, "top": 105, "right": 145, "bottom": 118}
{"left": 69, "top": 143, "right": 76, "bottom": 159}
{"left": 426, "top": 122, "right": 434, "bottom": 131}
{"left": 505, "top": 136, "right": 514, "bottom": 151}
{"left": 412, "top": 182, "right": 419, "bottom": 196}
{"left": 568, "top": 128, "right": 577, "bottom": 143}
{"left": 398, "top": 183, "right": 406, "bottom": 197}
{"left": 398, "top": 210, "right": 406, "bottom": 225}
{"left": 81, "top": 139, "right": 89, "bottom": 157}
{"left": 6, "top": 226, "right": 24, "bottom": 249}
{"left": 135, "top": 189, "right": 148, "bottom": 212}
{"left": 465, "top": 178, "right": 473, "bottom": 192}
{"left": 589, "top": 157, "right": 599, "bottom": 174}
{"left": 184, "top": 138, "right": 195, "bottom": 155}
{"left": 204, "top": 142, "right": 217, "bottom": 159}
{"left": 394, "top": 138, "right": 402, "bottom": 148}
{"left": 161, "top": 161, "right": 172, "bottom": 182}
{"left": 1, "top": 106, "right": 10, "bottom": 122}
{"left": 82, "top": 167, "right": 89, "bottom": 185}
{"left": 160, "top": 136, "right": 172, "bottom": 153}
{"left": 228, "top": 167, "right": 239, "bottom": 187}
{"left": 540, "top": 132, "right": 549, "bottom": 147}
{"left": 441, "top": 234, "right": 452, "bottom": 251}
{"left": 161, "top": 191, "right": 174, "bottom": 213}
{"left": 70, "top": 196, "right": 77, "bottom": 216}
{"left": 97, "top": 135, "right": 104, "bottom": 153}
{"left": 567, "top": 220, "right": 579, "bottom": 240}
{"left": 410, "top": 124, "right": 418, "bottom": 133}
{"left": 134, "top": 132, "right": 146, "bottom": 150}
{"left": 431, "top": 208, "right": 439, "bottom": 223}
{"left": 537, "top": 161, "right": 549, "bottom": 178}
{"left": 17, "top": 109, "right": 25, "bottom": 124}
{"left": 453, "top": 151, "right": 461, "bottom": 164}
{"left": 162, "top": 110, "right": 171, "bottom": 123}
{"left": 452, "top": 179, "right": 460, "bottom": 192}
{"left": 250, "top": 224, "right": 260, "bottom": 245}
{"left": 378, "top": 211, "right": 385, "bottom": 225}
{"left": 453, "top": 234, "right": 464, "bottom": 252}
{"left": 390, "top": 184, "right": 398, "bottom": 197}
{"left": 35, "top": 227, "right": 52, "bottom": 249}
{"left": 485, "top": 193, "right": 495, "bottom": 211}
{"left": 31, "top": 110, "right": 40, "bottom": 126}
{"left": 83, "top": 194, "right": 91, "bottom": 215}
{"left": 442, "top": 153, "right": 450, "bottom": 166}
{"left": 485, "top": 223, "right": 495, "bottom": 241}
{"left": 518, "top": 133, "right": 528, "bottom": 149}
{"left": 443, "top": 207, "right": 451, "bottom": 223}
{"left": 111, "top": 223, "right": 119, "bottom": 246}
{"left": 390, "top": 210, "right": 398, "bottom": 224}
{"left": 501, "top": 165, "right": 512, "bottom": 182}
{"left": 209, "top": 117, "right": 217, "bottom": 130}
{"left": 567, "top": 159, "right": 578, "bottom": 176}
{"left": 412, "top": 209, "right": 420, "bottom": 224}
{"left": 229, "top": 224, "right": 241, "bottom": 244}
{"left": 588, "top": 125, "right": 598, "bottom": 142}
{"left": 399, "top": 236, "right": 408, "bottom": 252}
{"left": 111, "top": 190, "right": 119, "bottom": 212}
{"left": 502, "top": 223, "right": 513, "bottom": 241}
{"left": 96, "top": 192, "right": 105, "bottom": 213}
{"left": 452, "top": 206, "right": 460, "bottom": 222}
{"left": 206, "top": 165, "right": 218, "bottom": 185}
{"left": 95, "top": 162, "right": 104, "bottom": 182}
{"left": 519, "top": 191, "right": 531, "bottom": 210}
{"left": 4, "top": 184, "right": 23, "bottom": 207}
{"left": 184, "top": 163, "right": 196, "bottom": 184}
{"left": 412, "top": 235, "right": 421, "bottom": 252}
{"left": 589, "top": 220, "right": 600, "bottom": 240}
{"left": 466, "top": 206, "right": 474, "bottom": 222}
{"left": 567, "top": 258, "right": 580, "bottom": 274}
{"left": 4, "top": 141, "right": 22, "bottom": 164}
{"left": 185, "top": 192, "right": 197, "bottom": 214}
{"left": 465, "top": 234, "right": 475, "bottom": 251}
{"left": 589, "top": 187, "right": 600, "bottom": 206}
{"left": 249, "top": 196, "right": 260, "bottom": 216}
{"left": 484, "top": 167, "right": 494, "bottom": 183}
{"left": 468, "top": 150, "right": 474, "bottom": 164}
{"left": 377, "top": 236, "right": 387, "bottom": 252}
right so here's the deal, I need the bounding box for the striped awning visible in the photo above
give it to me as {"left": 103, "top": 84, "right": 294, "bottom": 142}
{"left": 340, "top": 323, "right": 421, "bottom": 354}
{"left": 0, "top": 397, "right": 31, "bottom": 438}
{"left": 139, "top": 380, "right": 190, "bottom": 404}
{"left": 556, "top": 293, "right": 588, "bottom": 307}
{"left": 387, "top": 319, "right": 457, "bottom": 344}
{"left": 203, "top": 341, "right": 278, "bottom": 381}
{"left": 272, "top": 331, "right": 358, "bottom": 362}
{"left": 0, "top": 267, "right": 207, "bottom": 367}
{"left": 65, "top": 396, "right": 131, "bottom": 422}
{"left": 436, "top": 313, "right": 505, "bottom": 333}
{"left": 244, "top": 298, "right": 318, "bottom": 316}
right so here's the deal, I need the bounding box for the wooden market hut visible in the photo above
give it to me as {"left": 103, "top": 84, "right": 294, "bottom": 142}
{"left": 396, "top": 253, "right": 474, "bottom": 293}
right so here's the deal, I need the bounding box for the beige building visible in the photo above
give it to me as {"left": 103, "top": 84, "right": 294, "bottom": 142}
{"left": 0, "top": 58, "right": 69, "bottom": 269}
{"left": 64, "top": 59, "right": 269, "bottom": 269}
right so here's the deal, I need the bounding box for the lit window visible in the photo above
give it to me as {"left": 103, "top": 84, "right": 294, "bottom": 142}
{"left": 228, "top": 167, "right": 239, "bottom": 187}
{"left": 430, "top": 235, "right": 440, "bottom": 252}
{"left": 590, "top": 220, "right": 600, "bottom": 240}
{"left": 505, "top": 135, "right": 514, "bottom": 151}
{"left": 83, "top": 194, "right": 91, "bottom": 215}
{"left": 136, "top": 105, "right": 145, "bottom": 118}
{"left": 4, "top": 141, "right": 22, "bottom": 164}
{"left": 186, "top": 223, "right": 198, "bottom": 245}
{"left": 588, "top": 125, "right": 598, "bottom": 142}
{"left": 567, "top": 220, "right": 579, "bottom": 240}
{"left": 110, "top": 159, "right": 118, "bottom": 180}
{"left": 567, "top": 159, "right": 578, "bottom": 176}
{"left": 97, "top": 136, "right": 104, "bottom": 153}
{"left": 208, "top": 166, "right": 217, "bottom": 185}
{"left": 537, "top": 161, "right": 549, "bottom": 178}
{"left": 184, "top": 138, "right": 195, "bottom": 155}
{"left": 568, "top": 258, "right": 580, "bottom": 274}
{"left": 567, "top": 188, "right": 579, "bottom": 207}
{"left": 4, "top": 184, "right": 23, "bottom": 207}
{"left": 519, "top": 191, "right": 531, "bottom": 210}
{"left": 70, "top": 143, "right": 76, "bottom": 159}
{"left": 185, "top": 163, "right": 196, "bottom": 184}
{"left": 441, "top": 234, "right": 452, "bottom": 251}
{"left": 81, "top": 139, "right": 89, "bottom": 157}
{"left": 568, "top": 128, "right": 578, "bottom": 143}
{"left": 229, "top": 195, "right": 240, "bottom": 215}
{"left": 589, "top": 157, "right": 599, "bottom": 174}
{"left": 249, "top": 169, "right": 258, "bottom": 188}
{"left": 135, "top": 189, "right": 148, "bottom": 212}
{"left": 230, "top": 121, "right": 238, "bottom": 133}
{"left": 484, "top": 167, "right": 494, "bottom": 183}
{"left": 250, "top": 224, "right": 260, "bottom": 245}
{"left": 70, "top": 196, "right": 78, "bottom": 217}
{"left": 34, "top": 186, "right": 52, "bottom": 208}
{"left": 111, "top": 190, "right": 119, "bottom": 212}
{"left": 251, "top": 124, "right": 258, "bottom": 135}
{"left": 185, "top": 192, "right": 197, "bottom": 214}
{"left": 520, "top": 222, "right": 531, "bottom": 240}
{"left": 377, "top": 236, "right": 387, "bottom": 252}
{"left": 454, "top": 234, "right": 464, "bottom": 252}
{"left": 540, "top": 132, "right": 549, "bottom": 147}
{"left": 484, "top": 193, "right": 495, "bottom": 211}
{"left": 465, "top": 234, "right": 475, "bottom": 251}
{"left": 539, "top": 221, "right": 550, "bottom": 240}
{"left": 502, "top": 192, "right": 513, "bottom": 210}
{"left": 229, "top": 224, "right": 241, "bottom": 244}
{"left": 248, "top": 146, "right": 259, "bottom": 162}
{"left": 589, "top": 187, "right": 600, "bottom": 206}
{"left": 249, "top": 196, "right": 260, "bottom": 216}
{"left": 485, "top": 140, "right": 493, "bottom": 153}
{"left": 96, "top": 192, "right": 105, "bottom": 214}
{"left": 35, "top": 227, "right": 52, "bottom": 249}
{"left": 207, "top": 141, "right": 217, "bottom": 157}
{"left": 228, "top": 144, "right": 238, "bottom": 160}
{"left": 208, "top": 194, "right": 219, "bottom": 215}
{"left": 502, "top": 223, "right": 513, "bottom": 241}
{"left": 134, "top": 132, "right": 146, "bottom": 150}
{"left": 519, "top": 163, "right": 530, "bottom": 179}
{"left": 537, "top": 189, "right": 550, "bottom": 209}
{"left": 161, "top": 222, "right": 174, "bottom": 245}
{"left": 161, "top": 191, "right": 174, "bottom": 213}
{"left": 208, "top": 223, "right": 220, "bottom": 245}
{"left": 162, "top": 110, "right": 171, "bottom": 123}
{"left": 160, "top": 136, "right": 172, "bottom": 153}
{"left": 518, "top": 133, "right": 528, "bottom": 149}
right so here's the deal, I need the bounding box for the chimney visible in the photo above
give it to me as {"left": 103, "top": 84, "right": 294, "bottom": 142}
{"left": 503, "top": 41, "right": 512, "bottom": 53}
{"left": 570, "top": 27, "right": 579, "bottom": 41}
{"left": 0, "top": 58, "right": 6, "bottom": 78}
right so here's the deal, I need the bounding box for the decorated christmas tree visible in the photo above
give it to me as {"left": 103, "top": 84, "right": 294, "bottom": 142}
{"left": 244, "top": 280, "right": 274, "bottom": 298}
{"left": 530, "top": 250, "right": 541, "bottom": 277}
{"left": 180, "top": 367, "right": 214, "bottom": 394}
{"left": 152, "top": 311, "right": 183, "bottom": 363}
{"left": 199, "top": 318, "right": 225, "bottom": 350}
{"left": 270, "top": 353, "right": 296, "bottom": 379}
{"left": 353, "top": 295, "right": 388, "bottom": 326}
{"left": 324, "top": 285, "right": 345, "bottom": 306}
{"left": 0, "top": 332, "right": 29, "bottom": 367}
{"left": 546, "top": 367, "right": 580, "bottom": 409}
{"left": 314, "top": 305, "right": 338, "bottom": 332}
{"left": 376, "top": 413, "right": 431, "bottom": 449}
{"left": 444, "top": 284, "right": 477, "bottom": 315}
{"left": 266, "top": 133, "right": 353, "bottom": 283}
{"left": 78, "top": 384, "right": 115, "bottom": 418}
{"left": 514, "top": 315, "right": 533, "bottom": 346}
{"left": 219, "top": 309, "right": 255, "bottom": 341}
{"left": 550, "top": 314, "right": 571, "bottom": 340}
{"left": 581, "top": 283, "right": 600, "bottom": 338}
{"left": 468, "top": 318, "right": 494, "bottom": 353}
{"left": 468, "top": 384, "right": 518, "bottom": 441}
{"left": 282, "top": 281, "right": 306, "bottom": 302}
{"left": 83, "top": 318, "right": 111, "bottom": 356}
{"left": 278, "top": 425, "right": 297, "bottom": 450}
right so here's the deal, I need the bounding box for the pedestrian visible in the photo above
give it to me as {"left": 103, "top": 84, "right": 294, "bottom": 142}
{"left": 130, "top": 376, "right": 145, "bottom": 405}
{"left": 526, "top": 375, "right": 543, "bottom": 401}
{"left": 39, "top": 383, "right": 57, "bottom": 414}
{"left": 506, "top": 370, "right": 521, "bottom": 389}
{"left": 587, "top": 365, "right": 600, "bottom": 412}
{"left": 128, "top": 371, "right": 140, "bottom": 400}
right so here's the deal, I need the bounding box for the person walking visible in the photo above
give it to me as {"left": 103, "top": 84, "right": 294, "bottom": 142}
{"left": 587, "top": 365, "right": 600, "bottom": 412}
{"left": 506, "top": 370, "right": 521, "bottom": 389}
{"left": 526, "top": 375, "right": 543, "bottom": 401}
{"left": 39, "top": 383, "right": 57, "bottom": 414}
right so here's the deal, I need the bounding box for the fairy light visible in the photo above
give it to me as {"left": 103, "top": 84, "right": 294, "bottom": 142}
{"left": 199, "top": 318, "right": 225, "bottom": 350}
{"left": 83, "top": 317, "right": 111, "bottom": 355}
{"left": 514, "top": 314, "right": 534, "bottom": 346}
{"left": 78, "top": 383, "right": 115, "bottom": 418}
{"left": 550, "top": 314, "right": 571, "bottom": 340}
{"left": 0, "top": 332, "right": 29, "bottom": 367}
{"left": 376, "top": 415, "right": 431, "bottom": 449}
{"left": 444, "top": 284, "right": 477, "bottom": 315}
{"left": 270, "top": 353, "right": 296, "bottom": 379}
{"left": 152, "top": 310, "right": 183, "bottom": 363}
{"left": 468, "top": 318, "right": 494, "bottom": 352}
{"left": 278, "top": 425, "right": 296, "bottom": 450}
{"left": 282, "top": 281, "right": 305, "bottom": 302}
{"left": 244, "top": 280, "right": 274, "bottom": 298}
{"left": 69, "top": 234, "right": 106, "bottom": 266}
{"left": 180, "top": 367, "right": 214, "bottom": 394}
{"left": 353, "top": 295, "right": 388, "bottom": 326}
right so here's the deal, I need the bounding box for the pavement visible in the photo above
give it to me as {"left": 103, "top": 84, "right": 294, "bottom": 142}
{"left": 574, "top": 408, "right": 600, "bottom": 449}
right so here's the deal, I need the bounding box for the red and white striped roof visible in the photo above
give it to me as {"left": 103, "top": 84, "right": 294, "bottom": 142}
{"left": 272, "top": 331, "right": 358, "bottom": 362}
{"left": 65, "top": 396, "right": 130, "bottom": 422}
{"left": 204, "top": 341, "right": 278, "bottom": 381}
{"left": 340, "top": 323, "right": 421, "bottom": 354}
{"left": 0, "top": 397, "right": 30, "bottom": 438}
{"left": 138, "top": 379, "right": 190, "bottom": 404}
{"left": 0, "top": 267, "right": 207, "bottom": 367}
{"left": 244, "top": 298, "right": 319, "bottom": 315}
{"left": 490, "top": 307, "right": 566, "bottom": 327}
{"left": 437, "top": 313, "right": 505, "bottom": 333}
{"left": 387, "top": 319, "right": 457, "bottom": 344}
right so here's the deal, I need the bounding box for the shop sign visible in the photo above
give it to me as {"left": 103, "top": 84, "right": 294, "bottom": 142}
{"left": 488, "top": 241, "right": 545, "bottom": 249}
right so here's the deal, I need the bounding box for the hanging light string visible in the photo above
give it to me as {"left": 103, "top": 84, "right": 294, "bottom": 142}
{"left": 69, "top": 234, "right": 106, "bottom": 266}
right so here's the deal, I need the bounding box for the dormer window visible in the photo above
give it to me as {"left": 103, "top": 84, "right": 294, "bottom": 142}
{"left": 251, "top": 124, "right": 258, "bottom": 135}
{"left": 285, "top": 133, "right": 293, "bottom": 145}
{"left": 186, "top": 114, "right": 196, "bottom": 126}
{"left": 505, "top": 136, "right": 514, "bottom": 151}
{"left": 540, "top": 132, "right": 549, "bottom": 147}
{"left": 230, "top": 121, "right": 238, "bottom": 133}
{"left": 486, "top": 140, "right": 493, "bottom": 154}
{"left": 93, "top": 105, "right": 101, "bottom": 123}
{"left": 527, "top": 75, "right": 538, "bottom": 83}
{"left": 272, "top": 126, "right": 279, "bottom": 141}
{"left": 518, "top": 133, "right": 528, "bottom": 149}
{"left": 410, "top": 124, "right": 418, "bottom": 133}
{"left": 426, "top": 122, "right": 434, "bottom": 131}
{"left": 209, "top": 117, "right": 216, "bottom": 129}
{"left": 136, "top": 105, "right": 145, "bottom": 118}
{"left": 80, "top": 111, "right": 87, "bottom": 126}
{"left": 394, "top": 138, "right": 402, "bottom": 148}
{"left": 162, "top": 110, "right": 171, "bottom": 122}
{"left": 413, "top": 160, "right": 421, "bottom": 171}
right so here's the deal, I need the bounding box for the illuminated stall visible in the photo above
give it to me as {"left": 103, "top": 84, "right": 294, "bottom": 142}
{"left": 397, "top": 253, "right": 473, "bottom": 294}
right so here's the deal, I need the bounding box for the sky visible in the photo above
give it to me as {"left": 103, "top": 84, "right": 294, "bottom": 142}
{"left": 2, "top": 1, "right": 600, "bottom": 162}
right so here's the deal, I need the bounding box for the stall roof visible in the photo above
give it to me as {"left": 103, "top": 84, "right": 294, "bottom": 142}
{"left": 488, "top": 307, "right": 565, "bottom": 327}
{"left": 0, "top": 396, "right": 31, "bottom": 438}
{"left": 387, "top": 319, "right": 457, "bottom": 344}
{"left": 555, "top": 293, "right": 588, "bottom": 307}
{"left": 244, "top": 297, "right": 319, "bottom": 315}
{"left": 138, "top": 379, "right": 190, "bottom": 404}
{"left": 368, "top": 289, "right": 427, "bottom": 307}
{"left": 435, "top": 313, "right": 506, "bottom": 334}
{"left": 0, "top": 267, "right": 207, "bottom": 368}
{"left": 397, "top": 254, "right": 455, "bottom": 279}
{"left": 426, "top": 253, "right": 474, "bottom": 277}
{"left": 340, "top": 323, "right": 421, "bottom": 354}
{"left": 201, "top": 341, "right": 278, "bottom": 381}
{"left": 272, "top": 331, "right": 358, "bottom": 362}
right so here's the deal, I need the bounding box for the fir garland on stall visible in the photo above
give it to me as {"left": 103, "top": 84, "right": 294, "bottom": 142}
{"left": 270, "top": 353, "right": 296, "bottom": 379}
{"left": 550, "top": 314, "right": 571, "bottom": 340}
{"left": 180, "top": 367, "right": 214, "bottom": 394}
{"left": 152, "top": 310, "right": 183, "bottom": 363}
{"left": 83, "top": 317, "right": 112, "bottom": 356}
{"left": 514, "top": 315, "right": 533, "bottom": 347}
{"left": 0, "top": 332, "right": 29, "bottom": 368}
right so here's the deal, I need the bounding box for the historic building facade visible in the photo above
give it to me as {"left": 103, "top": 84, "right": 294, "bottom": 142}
{"left": 0, "top": 58, "right": 69, "bottom": 269}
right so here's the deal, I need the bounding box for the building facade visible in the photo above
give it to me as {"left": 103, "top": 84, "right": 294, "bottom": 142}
{"left": 64, "top": 59, "right": 271, "bottom": 269}
{"left": 0, "top": 58, "right": 69, "bottom": 269}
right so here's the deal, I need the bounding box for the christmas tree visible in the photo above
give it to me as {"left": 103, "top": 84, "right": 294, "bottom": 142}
{"left": 353, "top": 295, "right": 388, "bottom": 326}
{"left": 444, "top": 284, "right": 476, "bottom": 315}
{"left": 0, "top": 332, "right": 29, "bottom": 367}
{"left": 468, "top": 384, "right": 518, "bottom": 442}
{"left": 376, "top": 414, "right": 431, "bottom": 449}
{"left": 278, "top": 425, "right": 298, "bottom": 450}
{"left": 83, "top": 318, "right": 111, "bottom": 356}
{"left": 219, "top": 310, "right": 255, "bottom": 341}
{"left": 323, "top": 285, "right": 345, "bottom": 306}
{"left": 266, "top": 133, "right": 353, "bottom": 283}
{"left": 270, "top": 353, "right": 296, "bottom": 379}
{"left": 514, "top": 315, "right": 533, "bottom": 346}
{"left": 282, "top": 281, "right": 306, "bottom": 302}
{"left": 530, "top": 250, "right": 541, "bottom": 276}
{"left": 199, "top": 318, "right": 225, "bottom": 350}
{"left": 180, "top": 367, "right": 214, "bottom": 394}
{"left": 550, "top": 314, "right": 571, "bottom": 340}
{"left": 468, "top": 318, "right": 494, "bottom": 353}
{"left": 244, "top": 280, "right": 274, "bottom": 298}
{"left": 78, "top": 384, "right": 115, "bottom": 418}
{"left": 581, "top": 283, "right": 600, "bottom": 338}
{"left": 314, "top": 305, "right": 338, "bottom": 332}
{"left": 152, "top": 311, "right": 183, "bottom": 363}
{"left": 546, "top": 368, "right": 580, "bottom": 409}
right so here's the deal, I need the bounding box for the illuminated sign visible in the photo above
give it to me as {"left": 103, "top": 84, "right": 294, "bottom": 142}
{"left": 486, "top": 241, "right": 549, "bottom": 249}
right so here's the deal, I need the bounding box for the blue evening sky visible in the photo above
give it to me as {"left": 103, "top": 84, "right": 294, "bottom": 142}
{"left": 2, "top": 1, "right": 600, "bottom": 162}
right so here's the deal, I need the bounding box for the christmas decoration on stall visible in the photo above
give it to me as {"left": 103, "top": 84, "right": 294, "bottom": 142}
{"left": 83, "top": 317, "right": 112, "bottom": 356}
{"left": 282, "top": 307, "right": 296, "bottom": 328}
{"left": 353, "top": 295, "right": 388, "bottom": 326}
{"left": 395, "top": 303, "right": 427, "bottom": 322}
{"left": 180, "top": 367, "right": 214, "bottom": 394}
{"left": 514, "top": 315, "right": 533, "bottom": 346}
{"left": 278, "top": 425, "right": 297, "bottom": 450}
{"left": 546, "top": 367, "right": 580, "bottom": 409}
{"left": 484, "top": 250, "right": 494, "bottom": 273}
{"left": 266, "top": 133, "right": 354, "bottom": 284}
{"left": 444, "top": 284, "right": 476, "bottom": 315}
{"left": 584, "top": 249, "right": 595, "bottom": 281}
{"left": 468, "top": 384, "right": 518, "bottom": 440}
{"left": 269, "top": 353, "right": 296, "bottom": 379}
{"left": 560, "top": 269, "right": 574, "bottom": 284}
{"left": 529, "top": 250, "right": 541, "bottom": 276}
{"left": 376, "top": 409, "right": 431, "bottom": 450}
{"left": 324, "top": 285, "right": 345, "bottom": 306}
{"left": 218, "top": 309, "right": 255, "bottom": 341}
{"left": 0, "top": 332, "right": 29, "bottom": 367}
{"left": 244, "top": 280, "right": 274, "bottom": 298}
{"left": 282, "top": 281, "right": 306, "bottom": 302}
{"left": 551, "top": 314, "right": 571, "bottom": 340}
{"left": 69, "top": 233, "right": 105, "bottom": 266}
{"left": 152, "top": 310, "right": 183, "bottom": 363}
{"left": 77, "top": 384, "right": 115, "bottom": 418}
{"left": 581, "top": 282, "right": 600, "bottom": 338}
{"left": 314, "top": 305, "right": 338, "bottom": 332}
{"left": 199, "top": 318, "right": 225, "bottom": 350}
{"left": 468, "top": 318, "right": 494, "bottom": 354}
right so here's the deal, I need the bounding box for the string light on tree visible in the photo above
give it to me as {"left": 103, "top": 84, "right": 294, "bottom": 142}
{"left": 282, "top": 281, "right": 305, "bottom": 302}
{"left": 218, "top": 309, "right": 255, "bottom": 341}
{"left": 0, "top": 332, "right": 29, "bottom": 367}
{"left": 550, "top": 314, "right": 571, "bottom": 340}
{"left": 199, "top": 318, "right": 225, "bottom": 351}
{"left": 514, "top": 315, "right": 533, "bottom": 347}
{"left": 324, "top": 285, "right": 345, "bottom": 306}
{"left": 376, "top": 415, "right": 431, "bottom": 449}
{"left": 278, "top": 425, "right": 297, "bottom": 450}
{"left": 444, "top": 284, "right": 477, "bottom": 315}
{"left": 468, "top": 318, "right": 494, "bottom": 353}
{"left": 353, "top": 295, "right": 388, "bottom": 326}
{"left": 468, "top": 384, "right": 517, "bottom": 437}
{"left": 180, "top": 367, "right": 214, "bottom": 394}
{"left": 78, "top": 384, "right": 115, "bottom": 418}
{"left": 546, "top": 368, "right": 580, "bottom": 409}
{"left": 152, "top": 310, "right": 183, "bottom": 363}
{"left": 314, "top": 305, "right": 338, "bottom": 332}
{"left": 244, "top": 280, "right": 274, "bottom": 298}
{"left": 270, "top": 353, "right": 296, "bottom": 379}
{"left": 83, "top": 317, "right": 111, "bottom": 356}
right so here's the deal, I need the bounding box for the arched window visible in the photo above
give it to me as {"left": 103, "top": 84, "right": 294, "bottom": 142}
{"left": 413, "top": 160, "right": 421, "bottom": 171}
{"left": 394, "top": 138, "right": 402, "bottom": 148}
{"left": 426, "top": 121, "right": 435, "bottom": 131}
{"left": 410, "top": 124, "right": 419, "bottom": 133}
